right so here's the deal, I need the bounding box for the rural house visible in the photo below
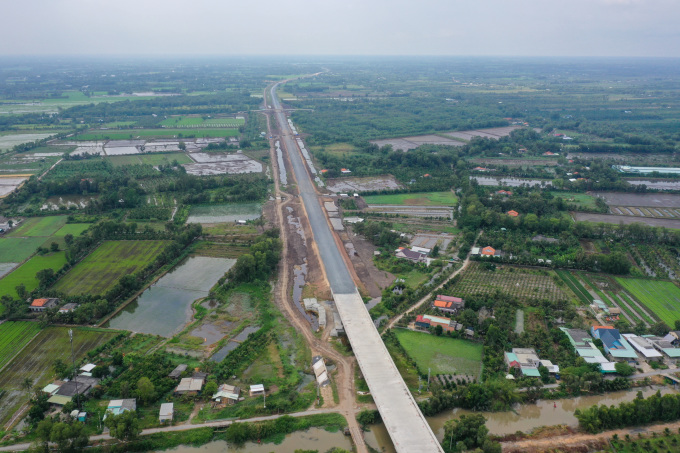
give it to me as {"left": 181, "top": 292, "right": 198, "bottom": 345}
{"left": 591, "top": 326, "right": 638, "bottom": 362}
{"left": 249, "top": 384, "right": 265, "bottom": 397}
{"left": 414, "top": 314, "right": 461, "bottom": 333}
{"left": 59, "top": 303, "right": 79, "bottom": 313}
{"left": 507, "top": 210, "right": 519, "bottom": 217}
{"left": 504, "top": 348, "right": 542, "bottom": 377}
{"left": 395, "top": 247, "right": 427, "bottom": 263}
{"left": 159, "top": 403, "right": 174, "bottom": 423}
{"left": 105, "top": 399, "right": 137, "bottom": 418}
{"left": 169, "top": 364, "right": 187, "bottom": 379}
{"left": 175, "top": 376, "right": 205, "bottom": 395}
{"left": 432, "top": 295, "right": 465, "bottom": 314}
{"left": 212, "top": 384, "right": 241, "bottom": 405}
{"left": 30, "top": 298, "right": 59, "bottom": 312}
{"left": 560, "top": 327, "right": 617, "bottom": 373}
{"left": 480, "top": 246, "right": 496, "bottom": 257}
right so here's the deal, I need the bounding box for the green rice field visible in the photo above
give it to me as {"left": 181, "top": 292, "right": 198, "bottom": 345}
{"left": 0, "top": 322, "right": 41, "bottom": 370}
{"left": 615, "top": 278, "right": 680, "bottom": 326}
{"left": 6, "top": 216, "right": 67, "bottom": 237}
{"left": 394, "top": 329, "right": 483, "bottom": 378}
{"left": 53, "top": 223, "right": 91, "bottom": 237}
{"left": 0, "top": 327, "right": 117, "bottom": 427}
{"left": 107, "top": 153, "right": 193, "bottom": 167}
{"left": 363, "top": 191, "right": 458, "bottom": 206}
{"left": 159, "top": 116, "right": 245, "bottom": 128}
{"left": 53, "top": 240, "right": 168, "bottom": 295}
{"left": 73, "top": 128, "right": 238, "bottom": 141}
{"left": 0, "top": 237, "right": 47, "bottom": 262}
{"left": 0, "top": 251, "right": 67, "bottom": 298}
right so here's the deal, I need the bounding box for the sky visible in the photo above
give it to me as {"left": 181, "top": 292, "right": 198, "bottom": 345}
{"left": 2, "top": 0, "right": 679, "bottom": 57}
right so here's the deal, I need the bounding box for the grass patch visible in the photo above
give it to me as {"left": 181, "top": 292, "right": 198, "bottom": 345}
{"left": 402, "top": 269, "right": 429, "bottom": 288}
{"left": 363, "top": 191, "right": 458, "bottom": 206}
{"left": 0, "top": 251, "right": 67, "bottom": 298}
{"left": 53, "top": 240, "right": 168, "bottom": 296}
{"left": 0, "top": 237, "right": 46, "bottom": 262}
{"left": 394, "top": 329, "right": 483, "bottom": 378}
{"left": 6, "top": 216, "right": 67, "bottom": 237}
{"left": 0, "top": 321, "right": 41, "bottom": 370}
{"left": 53, "top": 223, "right": 91, "bottom": 237}
{"left": 550, "top": 191, "right": 598, "bottom": 209}
{"left": 73, "top": 128, "right": 239, "bottom": 141}
{"left": 615, "top": 278, "right": 680, "bottom": 326}
{"left": 159, "top": 116, "right": 245, "bottom": 128}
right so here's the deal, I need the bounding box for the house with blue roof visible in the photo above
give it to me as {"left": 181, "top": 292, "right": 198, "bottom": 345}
{"left": 591, "top": 326, "right": 638, "bottom": 362}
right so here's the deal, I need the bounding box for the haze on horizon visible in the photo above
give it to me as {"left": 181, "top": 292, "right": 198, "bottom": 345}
{"left": 1, "top": 0, "right": 679, "bottom": 58}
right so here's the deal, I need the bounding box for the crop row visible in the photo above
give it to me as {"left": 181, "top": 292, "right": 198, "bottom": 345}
{"left": 0, "top": 322, "right": 41, "bottom": 370}
{"left": 617, "top": 291, "right": 656, "bottom": 325}
{"left": 555, "top": 270, "right": 590, "bottom": 304}
{"left": 616, "top": 278, "right": 680, "bottom": 327}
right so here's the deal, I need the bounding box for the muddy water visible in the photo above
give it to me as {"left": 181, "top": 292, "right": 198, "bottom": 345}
{"left": 162, "top": 428, "right": 353, "bottom": 453}
{"left": 108, "top": 256, "right": 235, "bottom": 337}
{"left": 471, "top": 176, "right": 553, "bottom": 187}
{"left": 364, "top": 386, "right": 677, "bottom": 452}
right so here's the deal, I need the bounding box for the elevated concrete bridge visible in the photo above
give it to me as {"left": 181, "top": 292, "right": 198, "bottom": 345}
{"left": 270, "top": 82, "right": 443, "bottom": 453}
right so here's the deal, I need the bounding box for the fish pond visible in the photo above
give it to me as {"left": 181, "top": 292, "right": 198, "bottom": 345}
{"left": 108, "top": 256, "right": 235, "bottom": 337}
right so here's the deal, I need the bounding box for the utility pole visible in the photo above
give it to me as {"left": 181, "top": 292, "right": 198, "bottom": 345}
{"left": 69, "top": 329, "right": 80, "bottom": 411}
{"left": 418, "top": 375, "right": 422, "bottom": 394}
{"left": 263, "top": 388, "right": 266, "bottom": 409}
{"left": 427, "top": 368, "right": 431, "bottom": 391}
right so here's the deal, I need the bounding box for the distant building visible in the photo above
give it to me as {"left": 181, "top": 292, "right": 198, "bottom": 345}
{"left": 169, "top": 364, "right": 187, "bottom": 379}
{"left": 340, "top": 168, "right": 351, "bottom": 174}
{"left": 105, "top": 399, "right": 137, "bottom": 418}
{"left": 591, "top": 326, "right": 638, "bottom": 362}
{"left": 159, "top": 403, "right": 174, "bottom": 423}
{"left": 507, "top": 210, "right": 519, "bottom": 217}
{"left": 395, "top": 247, "right": 427, "bottom": 263}
{"left": 496, "top": 190, "right": 512, "bottom": 196}
{"left": 481, "top": 246, "right": 496, "bottom": 256}
{"left": 472, "top": 166, "right": 489, "bottom": 172}
{"left": 59, "top": 303, "right": 79, "bottom": 313}
{"left": 249, "top": 384, "right": 265, "bottom": 397}
{"left": 414, "top": 314, "right": 462, "bottom": 333}
{"left": 30, "top": 298, "right": 59, "bottom": 312}
{"left": 175, "top": 376, "right": 205, "bottom": 395}
{"left": 432, "top": 295, "right": 464, "bottom": 314}
{"left": 213, "top": 384, "right": 241, "bottom": 405}
{"left": 532, "top": 235, "right": 558, "bottom": 244}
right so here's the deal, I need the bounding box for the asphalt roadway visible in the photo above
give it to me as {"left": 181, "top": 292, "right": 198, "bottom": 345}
{"left": 270, "top": 83, "right": 444, "bottom": 453}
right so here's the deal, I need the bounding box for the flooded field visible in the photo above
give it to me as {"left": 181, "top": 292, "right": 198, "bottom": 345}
{"left": 593, "top": 192, "right": 680, "bottom": 207}
{"left": 0, "top": 176, "right": 29, "bottom": 197}
{"left": 0, "top": 133, "right": 53, "bottom": 151}
{"left": 41, "top": 195, "right": 97, "bottom": 211}
{"left": 471, "top": 176, "right": 552, "bottom": 187}
{"left": 165, "top": 427, "right": 353, "bottom": 453}
{"left": 325, "top": 175, "right": 402, "bottom": 193}
{"left": 187, "top": 203, "right": 261, "bottom": 224}
{"left": 0, "top": 263, "right": 17, "bottom": 278}
{"left": 108, "top": 256, "right": 235, "bottom": 337}
{"left": 365, "top": 386, "right": 677, "bottom": 452}
{"left": 470, "top": 158, "right": 558, "bottom": 167}
{"left": 184, "top": 152, "right": 262, "bottom": 175}
{"left": 626, "top": 179, "right": 680, "bottom": 190}
{"left": 572, "top": 212, "right": 680, "bottom": 229}
{"left": 370, "top": 127, "right": 520, "bottom": 152}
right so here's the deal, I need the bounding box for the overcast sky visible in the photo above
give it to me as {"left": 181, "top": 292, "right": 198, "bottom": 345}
{"left": 2, "top": 0, "right": 679, "bottom": 57}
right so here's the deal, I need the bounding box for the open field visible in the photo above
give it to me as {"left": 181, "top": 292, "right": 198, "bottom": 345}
{"left": 552, "top": 192, "right": 598, "bottom": 209}
{"left": 53, "top": 240, "right": 167, "bottom": 296}
{"left": 615, "top": 278, "right": 680, "bottom": 326}
{"left": 325, "top": 175, "right": 402, "bottom": 193}
{"left": 572, "top": 212, "right": 680, "bottom": 229}
{"left": 0, "top": 322, "right": 41, "bottom": 370}
{"left": 0, "top": 327, "right": 117, "bottom": 428}
{"left": 310, "top": 142, "right": 357, "bottom": 156}
{"left": 470, "top": 157, "right": 558, "bottom": 167}
{"left": 0, "top": 251, "right": 67, "bottom": 298}
{"left": 107, "top": 152, "right": 193, "bottom": 166}
{"left": 73, "top": 128, "right": 238, "bottom": 141}
{"left": 159, "top": 116, "right": 245, "bottom": 128}
{"left": 0, "top": 237, "right": 46, "bottom": 262}
{"left": 53, "top": 223, "right": 91, "bottom": 237}
{"left": 394, "top": 330, "right": 483, "bottom": 378}
{"left": 593, "top": 192, "right": 680, "bottom": 208}
{"left": 6, "top": 216, "right": 67, "bottom": 237}
{"left": 370, "top": 126, "right": 520, "bottom": 152}
{"left": 363, "top": 191, "right": 457, "bottom": 206}
{"left": 449, "top": 262, "right": 570, "bottom": 302}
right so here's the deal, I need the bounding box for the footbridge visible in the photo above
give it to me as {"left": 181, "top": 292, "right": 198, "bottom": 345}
{"left": 270, "top": 82, "right": 443, "bottom": 452}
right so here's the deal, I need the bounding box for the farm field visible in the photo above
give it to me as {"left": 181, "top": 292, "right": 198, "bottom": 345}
{"left": 394, "top": 330, "right": 483, "bottom": 378}
{"left": 73, "top": 128, "right": 239, "bottom": 141}
{"left": 107, "top": 152, "right": 193, "bottom": 167}
{"left": 0, "top": 322, "right": 41, "bottom": 370}
{"left": 449, "top": 262, "right": 570, "bottom": 302}
{"left": 159, "top": 116, "right": 245, "bottom": 128}
{"left": 53, "top": 240, "right": 168, "bottom": 296}
{"left": 551, "top": 191, "right": 598, "bottom": 209}
{"left": 0, "top": 237, "right": 46, "bottom": 262}
{"left": 0, "top": 327, "right": 117, "bottom": 428}
{"left": 6, "top": 216, "right": 67, "bottom": 237}
{"left": 615, "top": 278, "right": 680, "bottom": 326}
{"left": 0, "top": 251, "right": 67, "bottom": 298}
{"left": 363, "top": 191, "right": 458, "bottom": 206}
{"left": 572, "top": 212, "right": 680, "bottom": 229}
{"left": 629, "top": 244, "right": 680, "bottom": 280}
{"left": 53, "top": 223, "right": 91, "bottom": 237}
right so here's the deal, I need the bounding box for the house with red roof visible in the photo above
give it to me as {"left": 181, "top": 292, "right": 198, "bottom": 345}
{"left": 481, "top": 246, "right": 496, "bottom": 256}
{"left": 30, "top": 298, "right": 59, "bottom": 313}
{"left": 497, "top": 190, "right": 512, "bottom": 196}
{"left": 432, "top": 295, "right": 465, "bottom": 314}
{"left": 507, "top": 210, "right": 519, "bottom": 217}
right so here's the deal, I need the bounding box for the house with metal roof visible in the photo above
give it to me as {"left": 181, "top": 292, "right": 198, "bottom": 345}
{"left": 504, "top": 348, "right": 543, "bottom": 377}
{"left": 249, "top": 384, "right": 265, "bottom": 397}
{"left": 591, "top": 326, "right": 638, "bottom": 361}
{"left": 432, "top": 295, "right": 464, "bottom": 314}
{"left": 213, "top": 384, "right": 241, "bottom": 405}
{"left": 159, "top": 403, "right": 174, "bottom": 422}
{"left": 560, "top": 327, "right": 618, "bottom": 373}
{"left": 105, "top": 399, "right": 136, "bottom": 418}
{"left": 647, "top": 335, "right": 680, "bottom": 363}
{"left": 168, "top": 364, "right": 188, "bottom": 379}
{"left": 30, "top": 298, "right": 59, "bottom": 312}
{"left": 175, "top": 377, "right": 204, "bottom": 395}
{"left": 622, "top": 334, "right": 663, "bottom": 361}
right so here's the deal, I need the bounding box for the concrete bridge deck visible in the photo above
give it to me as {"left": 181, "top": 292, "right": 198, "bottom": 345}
{"left": 270, "top": 82, "right": 443, "bottom": 453}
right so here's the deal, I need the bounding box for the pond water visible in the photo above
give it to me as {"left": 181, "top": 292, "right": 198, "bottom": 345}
{"left": 187, "top": 203, "right": 262, "bottom": 223}
{"left": 364, "top": 386, "right": 677, "bottom": 452}
{"left": 0, "top": 133, "right": 53, "bottom": 150}
{"left": 471, "top": 176, "right": 552, "bottom": 187}
{"left": 108, "top": 256, "right": 235, "bottom": 337}
{"left": 231, "top": 325, "right": 260, "bottom": 343}
{"left": 626, "top": 179, "right": 680, "bottom": 190}
{"left": 162, "top": 427, "right": 353, "bottom": 453}
{"left": 210, "top": 326, "right": 261, "bottom": 362}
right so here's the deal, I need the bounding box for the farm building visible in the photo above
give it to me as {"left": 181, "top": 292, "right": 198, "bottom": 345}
{"left": 648, "top": 335, "right": 680, "bottom": 363}
{"left": 249, "top": 384, "right": 265, "bottom": 397}
{"left": 559, "top": 328, "right": 617, "bottom": 372}
{"left": 504, "top": 348, "right": 543, "bottom": 377}
{"left": 496, "top": 190, "right": 512, "bottom": 196}
{"left": 613, "top": 165, "right": 680, "bottom": 175}
{"left": 507, "top": 210, "right": 519, "bottom": 217}
{"left": 159, "top": 403, "right": 174, "bottom": 422}
{"left": 54, "top": 375, "right": 99, "bottom": 398}
{"left": 432, "top": 295, "right": 465, "bottom": 314}
{"left": 312, "top": 356, "right": 330, "bottom": 387}
{"left": 411, "top": 246, "right": 431, "bottom": 255}
{"left": 42, "top": 383, "right": 61, "bottom": 395}
{"left": 395, "top": 247, "right": 427, "bottom": 263}
{"left": 341, "top": 168, "right": 352, "bottom": 174}
{"left": 175, "top": 376, "right": 205, "bottom": 395}
{"left": 414, "top": 314, "right": 462, "bottom": 333}
{"left": 59, "top": 303, "right": 79, "bottom": 313}
{"left": 106, "top": 399, "right": 137, "bottom": 418}
{"left": 480, "top": 246, "right": 501, "bottom": 257}
{"left": 591, "top": 326, "right": 638, "bottom": 362}
{"left": 169, "top": 364, "right": 188, "bottom": 379}
{"left": 30, "top": 298, "right": 59, "bottom": 312}
{"left": 622, "top": 334, "right": 663, "bottom": 361}
{"left": 212, "top": 384, "right": 241, "bottom": 405}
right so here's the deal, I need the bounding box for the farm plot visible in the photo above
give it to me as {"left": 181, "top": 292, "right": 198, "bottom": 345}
{"left": 107, "top": 152, "right": 192, "bottom": 167}
{"left": 615, "top": 278, "right": 680, "bottom": 326}
{"left": 53, "top": 240, "right": 168, "bottom": 296}
{"left": 183, "top": 153, "right": 262, "bottom": 175}
{"left": 0, "top": 327, "right": 117, "bottom": 428}
{"left": 74, "top": 128, "right": 238, "bottom": 141}
{"left": 571, "top": 212, "right": 680, "bottom": 229}
{"left": 325, "top": 175, "right": 402, "bottom": 193}
{"left": 53, "top": 223, "right": 91, "bottom": 237}
{"left": 0, "top": 251, "right": 67, "bottom": 298}
{"left": 0, "top": 237, "right": 46, "bottom": 262}
{"left": 592, "top": 192, "right": 680, "bottom": 208}
{"left": 629, "top": 245, "right": 680, "bottom": 280}
{"left": 6, "top": 216, "right": 67, "bottom": 237}
{"left": 363, "top": 191, "right": 457, "bottom": 206}
{"left": 0, "top": 321, "right": 41, "bottom": 370}
{"left": 160, "top": 116, "right": 245, "bottom": 128}
{"left": 449, "top": 262, "right": 570, "bottom": 302}
{"left": 394, "top": 330, "right": 483, "bottom": 378}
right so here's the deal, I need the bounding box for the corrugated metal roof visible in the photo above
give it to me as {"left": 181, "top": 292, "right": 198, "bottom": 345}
{"left": 48, "top": 395, "right": 72, "bottom": 405}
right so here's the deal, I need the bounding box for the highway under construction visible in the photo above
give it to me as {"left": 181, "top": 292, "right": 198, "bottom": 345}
{"left": 269, "top": 81, "right": 444, "bottom": 453}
